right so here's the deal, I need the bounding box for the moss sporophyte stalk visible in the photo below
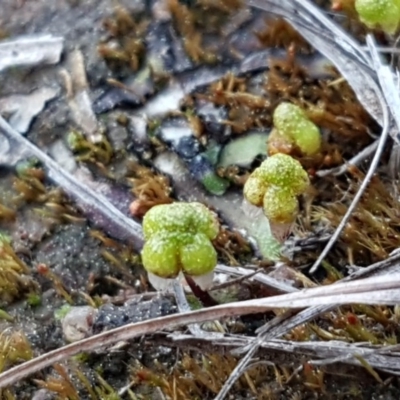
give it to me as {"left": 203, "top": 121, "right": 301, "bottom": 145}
{"left": 141, "top": 202, "right": 219, "bottom": 290}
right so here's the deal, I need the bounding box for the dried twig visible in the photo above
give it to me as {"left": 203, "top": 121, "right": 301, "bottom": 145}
{"left": 215, "top": 264, "right": 297, "bottom": 293}
{"left": 1, "top": 273, "right": 400, "bottom": 388}
{"left": 0, "top": 116, "right": 144, "bottom": 248}
{"left": 63, "top": 49, "right": 102, "bottom": 143}
{"left": 172, "top": 280, "right": 223, "bottom": 337}
{"left": 310, "top": 109, "right": 390, "bottom": 273}
{"left": 221, "top": 252, "right": 400, "bottom": 399}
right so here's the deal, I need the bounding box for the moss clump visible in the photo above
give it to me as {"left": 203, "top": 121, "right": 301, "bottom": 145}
{"left": 127, "top": 162, "right": 173, "bottom": 218}
{"left": 67, "top": 131, "right": 113, "bottom": 165}
{"left": 98, "top": 6, "right": 147, "bottom": 72}
{"left": 142, "top": 202, "right": 219, "bottom": 279}
{"left": 0, "top": 203, "right": 15, "bottom": 222}
{"left": 0, "top": 236, "right": 32, "bottom": 304}
{"left": 0, "top": 331, "right": 32, "bottom": 373}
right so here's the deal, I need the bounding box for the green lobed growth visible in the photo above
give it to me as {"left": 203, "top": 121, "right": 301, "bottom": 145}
{"left": 243, "top": 153, "right": 310, "bottom": 225}
{"left": 355, "top": 0, "right": 400, "bottom": 34}
{"left": 141, "top": 202, "right": 219, "bottom": 279}
{"left": 272, "top": 102, "right": 321, "bottom": 156}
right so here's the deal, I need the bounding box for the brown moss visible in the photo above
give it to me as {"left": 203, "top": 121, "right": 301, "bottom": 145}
{"left": 13, "top": 176, "right": 46, "bottom": 204}
{"left": 102, "top": 6, "right": 140, "bottom": 37}
{"left": 216, "top": 165, "right": 250, "bottom": 186}
{"left": 0, "top": 203, "right": 16, "bottom": 222}
{"left": 35, "top": 364, "right": 80, "bottom": 400}
{"left": 127, "top": 162, "right": 173, "bottom": 218}
{"left": 99, "top": 6, "right": 148, "bottom": 72}
{"left": 168, "top": 0, "right": 218, "bottom": 64}
{"left": 131, "top": 353, "right": 275, "bottom": 399}
{"left": 36, "top": 263, "right": 73, "bottom": 304}
{"left": 0, "top": 237, "right": 34, "bottom": 304}
{"left": 197, "top": 0, "right": 243, "bottom": 13}
{"left": 302, "top": 363, "right": 325, "bottom": 392}
{"left": 310, "top": 168, "right": 400, "bottom": 264}
{"left": 100, "top": 249, "right": 137, "bottom": 284}
{"left": 256, "top": 18, "right": 312, "bottom": 52}
{"left": 198, "top": 72, "right": 272, "bottom": 134}
{"left": 35, "top": 363, "right": 121, "bottom": 400}
{"left": 11, "top": 164, "right": 80, "bottom": 225}
{"left": 67, "top": 131, "right": 113, "bottom": 166}
{"left": 212, "top": 225, "right": 251, "bottom": 265}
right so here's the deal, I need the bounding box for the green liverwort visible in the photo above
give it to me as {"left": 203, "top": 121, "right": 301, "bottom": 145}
{"left": 244, "top": 153, "right": 310, "bottom": 242}
{"left": 269, "top": 102, "right": 321, "bottom": 157}
{"left": 141, "top": 202, "right": 219, "bottom": 290}
{"left": 355, "top": 0, "right": 400, "bottom": 34}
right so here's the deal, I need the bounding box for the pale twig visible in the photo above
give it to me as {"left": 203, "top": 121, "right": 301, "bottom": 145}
{"left": 210, "top": 269, "right": 262, "bottom": 291}
{"left": 232, "top": 252, "right": 400, "bottom": 365}
{"left": 1, "top": 274, "right": 400, "bottom": 388}
{"left": 367, "top": 35, "right": 400, "bottom": 137}
{"left": 153, "top": 333, "right": 400, "bottom": 376}
{"left": 215, "top": 264, "right": 297, "bottom": 293}
{"left": 0, "top": 116, "right": 144, "bottom": 248}
{"left": 213, "top": 311, "right": 293, "bottom": 400}
{"left": 310, "top": 116, "right": 389, "bottom": 273}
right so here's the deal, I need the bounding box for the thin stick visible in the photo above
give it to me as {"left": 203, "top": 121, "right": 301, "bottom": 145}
{"left": 172, "top": 280, "right": 220, "bottom": 337}
{"left": 0, "top": 116, "right": 144, "bottom": 248}
{"left": 309, "top": 104, "right": 389, "bottom": 273}
{"left": 1, "top": 274, "right": 400, "bottom": 388}
{"left": 310, "top": 37, "right": 393, "bottom": 273}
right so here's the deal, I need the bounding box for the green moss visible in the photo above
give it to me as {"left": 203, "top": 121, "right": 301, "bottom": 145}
{"left": 54, "top": 304, "right": 72, "bottom": 321}
{"left": 0, "top": 331, "right": 32, "bottom": 373}
{"left": 0, "top": 237, "right": 31, "bottom": 304}
{"left": 26, "top": 293, "right": 42, "bottom": 307}
{"left": 15, "top": 158, "right": 41, "bottom": 179}
{"left": 201, "top": 172, "right": 230, "bottom": 196}
{"left": 0, "top": 309, "right": 13, "bottom": 322}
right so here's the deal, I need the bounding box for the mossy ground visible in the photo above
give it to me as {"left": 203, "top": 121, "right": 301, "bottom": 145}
{"left": 2, "top": 0, "right": 400, "bottom": 399}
